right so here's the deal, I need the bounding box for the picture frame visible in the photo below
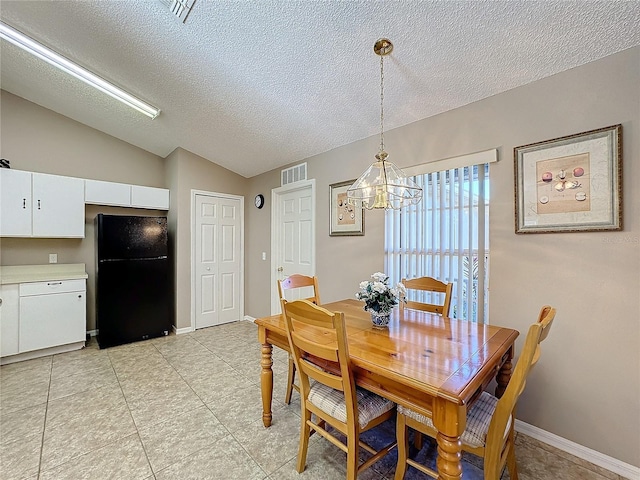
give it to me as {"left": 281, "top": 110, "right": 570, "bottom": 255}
{"left": 329, "top": 180, "right": 364, "bottom": 236}
{"left": 514, "top": 124, "right": 622, "bottom": 234}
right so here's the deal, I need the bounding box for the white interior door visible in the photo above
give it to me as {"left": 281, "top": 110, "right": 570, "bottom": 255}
{"left": 194, "top": 192, "right": 243, "bottom": 329}
{"left": 271, "top": 180, "right": 315, "bottom": 314}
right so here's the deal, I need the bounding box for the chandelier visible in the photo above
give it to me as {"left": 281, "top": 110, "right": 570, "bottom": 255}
{"left": 347, "top": 39, "right": 422, "bottom": 210}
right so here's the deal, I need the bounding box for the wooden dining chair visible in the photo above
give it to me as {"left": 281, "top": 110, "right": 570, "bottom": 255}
{"left": 277, "top": 274, "right": 321, "bottom": 404}
{"left": 400, "top": 276, "right": 453, "bottom": 317}
{"left": 394, "top": 305, "right": 556, "bottom": 480}
{"left": 282, "top": 299, "right": 397, "bottom": 480}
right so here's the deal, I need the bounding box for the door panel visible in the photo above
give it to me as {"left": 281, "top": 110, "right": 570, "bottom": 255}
{"left": 195, "top": 194, "right": 242, "bottom": 328}
{"left": 271, "top": 181, "right": 316, "bottom": 314}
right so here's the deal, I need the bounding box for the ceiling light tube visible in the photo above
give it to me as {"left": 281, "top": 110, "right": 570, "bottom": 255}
{"left": 0, "top": 21, "right": 161, "bottom": 119}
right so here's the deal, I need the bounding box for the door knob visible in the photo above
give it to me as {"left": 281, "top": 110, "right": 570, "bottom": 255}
{"left": 206, "top": 267, "right": 211, "bottom": 271}
{"left": 277, "top": 266, "right": 283, "bottom": 272}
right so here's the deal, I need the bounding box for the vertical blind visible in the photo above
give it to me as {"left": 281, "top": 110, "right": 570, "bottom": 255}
{"left": 385, "top": 150, "right": 495, "bottom": 323}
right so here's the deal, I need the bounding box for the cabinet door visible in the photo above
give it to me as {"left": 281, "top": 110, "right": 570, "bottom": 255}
{"left": 32, "top": 173, "right": 85, "bottom": 237}
{"left": 0, "top": 169, "right": 32, "bottom": 237}
{"left": 19, "top": 290, "right": 86, "bottom": 353}
{"left": 85, "top": 179, "right": 131, "bottom": 206}
{"left": 0, "top": 284, "right": 20, "bottom": 357}
{"left": 131, "top": 185, "right": 170, "bottom": 210}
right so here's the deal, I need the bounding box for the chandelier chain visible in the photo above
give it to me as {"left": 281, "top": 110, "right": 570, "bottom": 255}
{"left": 379, "top": 52, "right": 385, "bottom": 154}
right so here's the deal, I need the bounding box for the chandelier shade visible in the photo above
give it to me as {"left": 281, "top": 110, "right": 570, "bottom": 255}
{"left": 346, "top": 38, "right": 422, "bottom": 210}
{"left": 347, "top": 153, "right": 423, "bottom": 210}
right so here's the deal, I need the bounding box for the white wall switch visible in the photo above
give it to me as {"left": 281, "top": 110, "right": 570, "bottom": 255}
{"left": 49, "top": 253, "right": 58, "bottom": 264}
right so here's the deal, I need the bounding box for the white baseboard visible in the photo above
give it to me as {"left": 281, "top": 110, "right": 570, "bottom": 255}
{"left": 515, "top": 420, "right": 639, "bottom": 480}
{"left": 173, "top": 325, "right": 193, "bottom": 335}
{"left": 243, "top": 315, "right": 256, "bottom": 322}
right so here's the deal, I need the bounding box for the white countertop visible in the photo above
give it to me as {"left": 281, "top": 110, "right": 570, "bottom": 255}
{"left": 0, "top": 264, "right": 88, "bottom": 284}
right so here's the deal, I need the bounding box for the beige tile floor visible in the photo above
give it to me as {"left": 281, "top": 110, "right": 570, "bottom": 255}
{"left": 0, "top": 320, "right": 624, "bottom": 480}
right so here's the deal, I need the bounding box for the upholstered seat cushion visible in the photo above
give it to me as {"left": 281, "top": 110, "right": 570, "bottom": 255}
{"left": 308, "top": 382, "right": 395, "bottom": 429}
{"left": 398, "top": 391, "right": 511, "bottom": 448}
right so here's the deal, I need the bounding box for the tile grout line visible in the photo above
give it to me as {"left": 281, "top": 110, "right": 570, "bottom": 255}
{"left": 145, "top": 333, "right": 269, "bottom": 479}
{"left": 35, "top": 355, "right": 54, "bottom": 480}
{"left": 187, "top": 330, "right": 289, "bottom": 478}
{"left": 111, "top": 342, "right": 167, "bottom": 480}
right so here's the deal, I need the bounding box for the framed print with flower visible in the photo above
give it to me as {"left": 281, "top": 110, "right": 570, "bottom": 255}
{"left": 514, "top": 124, "right": 622, "bottom": 234}
{"left": 329, "top": 180, "right": 364, "bottom": 236}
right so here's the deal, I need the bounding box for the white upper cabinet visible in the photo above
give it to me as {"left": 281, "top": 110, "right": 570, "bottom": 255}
{"left": 32, "top": 173, "right": 85, "bottom": 237}
{"left": 1, "top": 169, "right": 170, "bottom": 238}
{"left": 131, "top": 185, "right": 170, "bottom": 210}
{"left": 85, "top": 179, "right": 131, "bottom": 206}
{"left": 85, "top": 179, "right": 169, "bottom": 210}
{"left": 0, "top": 170, "right": 84, "bottom": 238}
{"left": 0, "top": 169, "right": 32, "bottom": 236}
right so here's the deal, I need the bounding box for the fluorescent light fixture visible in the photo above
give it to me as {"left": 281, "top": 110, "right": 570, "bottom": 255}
{"left": 0, "top": 21, "right": 161, "bottom": 119}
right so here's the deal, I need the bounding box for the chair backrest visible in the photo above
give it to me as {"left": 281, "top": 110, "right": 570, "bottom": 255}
{"left": 278, "top": 274, "right": 321, "bottom": 305}
{"left": 484, "top": 305, "right": 556, "bottom": 476}
{"left": 281, "top": 299, "right": 356, "bottom": 413}
{"left": 400, "top": 276, "right": 453, "bottom": 316}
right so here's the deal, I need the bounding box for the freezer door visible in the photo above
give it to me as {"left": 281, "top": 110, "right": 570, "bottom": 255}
{"left": 96, "top": 215, "right": 168, "bottom": 260}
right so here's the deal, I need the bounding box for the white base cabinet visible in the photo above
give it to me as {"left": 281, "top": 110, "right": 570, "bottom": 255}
{"left": 18, "top": 280, "right": 86, "bottom": 353}
{"left": 0, "top": 285, "right": 20, "bottom": 357}
{"left": 0, "top": 277, "right": 86, "bottom": 363}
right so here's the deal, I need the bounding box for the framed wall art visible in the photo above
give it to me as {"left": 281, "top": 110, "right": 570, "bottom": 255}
{"left": 514, "top": 124, "right": 622, "bottom": 234}
{"left": 329, "top": 180, "right": 364, "bottom": 236}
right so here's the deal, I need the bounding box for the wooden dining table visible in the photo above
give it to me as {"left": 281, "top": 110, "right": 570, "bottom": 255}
{"left": 255, "top": 298, "right": 519, "bottom": 480}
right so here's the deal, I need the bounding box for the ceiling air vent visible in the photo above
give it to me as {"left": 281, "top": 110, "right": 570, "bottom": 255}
{"left": 281, "top": 163, "right": 307, "bottom": 186}
{"left": 158, "top": 0, "right": 196, "bottom": 23}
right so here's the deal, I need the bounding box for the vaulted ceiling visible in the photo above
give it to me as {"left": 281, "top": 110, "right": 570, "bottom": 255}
{"left": 1, "top": 1, "right": 639, "bottom": 177}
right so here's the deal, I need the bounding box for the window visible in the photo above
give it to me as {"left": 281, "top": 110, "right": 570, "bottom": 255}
{"left": 385, "top": 152, "right": 493, "bottom": 323}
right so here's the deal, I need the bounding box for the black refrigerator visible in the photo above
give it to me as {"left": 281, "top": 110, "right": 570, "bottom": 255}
{"left": 95, "top": 214, "right": 171, "bottom": 349}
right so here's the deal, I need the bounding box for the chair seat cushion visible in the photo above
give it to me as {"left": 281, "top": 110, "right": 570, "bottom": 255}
{"left": 398, "top": 391, "right": 510, "bottom": 448}
{"left": 308, "top": 382, "right": 395, "bottom": 429}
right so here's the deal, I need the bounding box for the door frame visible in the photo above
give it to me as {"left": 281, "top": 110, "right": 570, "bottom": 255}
{"left": 270, "top": 179, "right": 316, "bottom": 315}
{"left": 190, "top": 189, "right": 245, "bottom": 330}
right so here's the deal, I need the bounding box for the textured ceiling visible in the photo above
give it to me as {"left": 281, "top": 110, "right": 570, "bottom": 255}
{"left": 1, "top": 1, "right": 639, "bottom": 178}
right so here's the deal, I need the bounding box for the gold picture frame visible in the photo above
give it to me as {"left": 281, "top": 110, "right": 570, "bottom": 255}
{"left": 514, "top": 125, "right": 622, "bottom": 233}
{"left": 329, "top": 180, "right": 364, "bottom": 236}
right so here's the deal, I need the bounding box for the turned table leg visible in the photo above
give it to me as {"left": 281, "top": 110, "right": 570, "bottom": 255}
{"left": 433, "top": 398, "right": 465, "bottom": 480}
{"left": 260, "top": 342, "right": 274, "bottom": 427}
{"left": 436, "top": 431, "right": 463, "bottom": 480}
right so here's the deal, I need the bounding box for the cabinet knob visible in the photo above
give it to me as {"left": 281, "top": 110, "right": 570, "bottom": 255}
{"left": 0, "top": 298, "right": 3, "bottom": 306}
{"left": 37, "top": 199, "right": 41, "bottom": 210}
{"left": 78, "top": 295, "right": 82, "bottom": 299}
{"left": 23, "top": 198, "right": 26, "bottom": 209}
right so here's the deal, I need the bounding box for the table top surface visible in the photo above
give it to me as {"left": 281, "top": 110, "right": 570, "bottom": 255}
{"left": 255, "top": 298, "right": 519, "bottom": 404}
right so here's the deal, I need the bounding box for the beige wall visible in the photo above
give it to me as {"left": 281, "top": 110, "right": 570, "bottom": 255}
{"left": 0, "top": 91, "right": 168, "bottom": 331}
{"left": 1, "top": 46, "right": 638, "bottom": 468}
{"left": 0, "top": 93, "right": 248, "bottom": 332}
{"left": 164, "top": 147, "right": 247, "bottom": 330}
{"left": 245, "top": 47, "right": 640, "bottom": 467}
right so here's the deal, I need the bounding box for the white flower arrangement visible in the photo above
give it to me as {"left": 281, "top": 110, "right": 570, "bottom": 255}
{"left": 356, "top": 272, "right": 406, "bottom": 314}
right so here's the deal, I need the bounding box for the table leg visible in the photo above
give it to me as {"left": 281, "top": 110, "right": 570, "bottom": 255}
{"left": 260, "top": 342, "right": 274, "bottom": 427}
{"left": 495, "top": 357, "right": 513, "bottom": 399}
{"left": 433, "top": 398, "right": 464, "bottom": 480}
